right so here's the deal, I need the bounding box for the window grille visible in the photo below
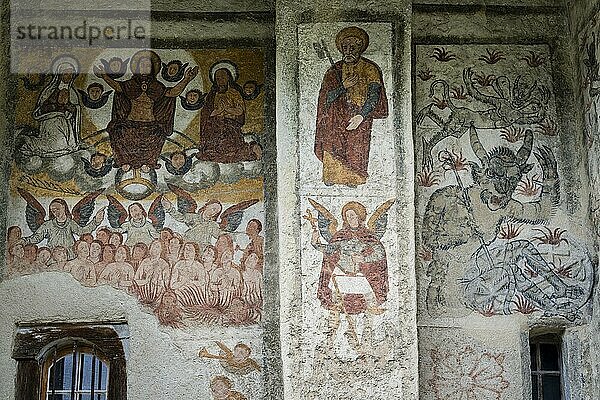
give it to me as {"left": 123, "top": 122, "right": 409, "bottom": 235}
{"left": 43, "top": 342, "right": 109, "bottom": 400}
{"left": 12, "top": 322, "right": 127, "bottom": 400}
{"left": 530, "top": 333, "right": 563, "bottom": 400}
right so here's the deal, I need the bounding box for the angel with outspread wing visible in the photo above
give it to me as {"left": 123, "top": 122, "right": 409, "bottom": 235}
{"left": 106, "top": 195, "right": 165, "bottom": 246}
{"left": 18, "top": 188, "right": 105, "bottom": 258}
{"left": 198, "top": 341, "right": 261, "bottom": 375}
{"left": 161, "top": 184, "right": 258, "bottom": 250}
{"left": 304, "top": 198, "right": 394, "bottom": 352}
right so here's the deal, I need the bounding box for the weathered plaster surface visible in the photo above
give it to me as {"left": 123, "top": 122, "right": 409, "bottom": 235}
{"left": 569, "top": 1, "right": 600, "bottom": 398}
{"left": 0, "top": 1, "right": 598, "bottom": 399}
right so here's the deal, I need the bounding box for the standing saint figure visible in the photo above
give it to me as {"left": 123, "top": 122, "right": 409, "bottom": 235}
{"left": 94, "top": 50, "right": 198, "bottom": 172}
{"left": 196, "top": 61, "right": 262, "bottom": 163}
{"left": 314, "top": 26, "right": 388, "bottom": 187}
{"left": 305, "top": 198, "right": 393, "bottom": 353}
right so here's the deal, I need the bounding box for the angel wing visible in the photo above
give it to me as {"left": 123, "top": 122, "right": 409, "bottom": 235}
{"left": 178, "top": 93, "right": 206, "bottom": 111}
{"left": 307, "top": 198, "right": 338, "bottom": 243}
{"left": 17, "top": 188, "right": 46, "bottom": 233}
{"left": 81, "top": 157, "right": 113, "bottom": 178}
{"left": 119, "top": 58, "right": 130, "bottom": 75}
{"left": 167, "top": 183, "right": 197, "bottom": 214}
{"left": 106, "top": 195, "right": 127, "bottom": 228}
{"left": 367, "top": 199, "right": 395, "bottom": 240}
{"left": 72, "top": 189, "right": 104, "bottom": 227}
{"left": 148, "top": 195, "right": 165, "bottom": 230}
{"left": 100, "top": 58, "right": 111, "bottom": 71}
{"left": 247, "top": 357, "right": 262, "bottom": 372}
{"left": 216, "top": 341, "right": 233, "bottom": 357}
{"left": 219, "top": 199, "right": 259, "bottom": 232}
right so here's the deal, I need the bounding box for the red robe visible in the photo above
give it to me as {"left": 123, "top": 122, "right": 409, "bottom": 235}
{"left": 107, "top": 75, "right": 176, "bottom": 168}
{"left": 317, "top": 225, "right": 388, "bottom": 314}
{"left": 314, "top": 58, "right": 388, "bottom": 182}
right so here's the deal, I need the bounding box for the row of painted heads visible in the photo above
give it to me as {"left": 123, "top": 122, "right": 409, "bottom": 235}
{"left": 86, "top": 150, "right": 191, "bottom": 176}
{"left": 6, "top": 234, "right": 261, "bottom": 272}
{"left": 67, "top": 235, "right": 262, "bottom": 271}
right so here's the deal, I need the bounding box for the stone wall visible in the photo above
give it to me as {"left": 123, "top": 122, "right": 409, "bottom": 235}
{"left": 569, "top": 0, "right": 600, "bottom": 398}
{"left": 0, "top": 0, "right": 597, "bottom": 399}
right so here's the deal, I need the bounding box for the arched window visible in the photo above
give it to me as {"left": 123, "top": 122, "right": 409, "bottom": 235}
{"left": 12, "top": 323, "right": 128, "bottom": 400}
{"left": 42, "top": 342, "right": 110, "bottom": 400}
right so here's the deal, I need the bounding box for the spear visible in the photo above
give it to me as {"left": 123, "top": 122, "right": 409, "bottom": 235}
{"left": 437, "top": 148, "right": 495, "bottom": 270}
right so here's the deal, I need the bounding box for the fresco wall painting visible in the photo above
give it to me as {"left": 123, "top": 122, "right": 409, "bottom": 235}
{"left": 414, "top": 44, "right": 594, "bottom": 321}
{"left": 6, "top": 47, "right": 268, "bottom": 398}
{"left": 297, "top": 23, "right": 402, "bottom": 399}
{"left": 579, "top": 14, "right": 600, "bottom": 237}
{"left": 418, "top": 327, "right": 521, "bottom": 400}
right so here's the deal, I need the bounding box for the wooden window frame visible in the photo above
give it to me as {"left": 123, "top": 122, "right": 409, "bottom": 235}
{"left": 530, "top": 332, "right": 563, "bottom": 400}
{"left": 12, "top": 322, "right": 128, "bottom": 400}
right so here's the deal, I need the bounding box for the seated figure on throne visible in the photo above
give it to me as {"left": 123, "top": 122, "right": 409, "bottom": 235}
{"left": 94, "top": 50, "right": 198, "bottom": 172}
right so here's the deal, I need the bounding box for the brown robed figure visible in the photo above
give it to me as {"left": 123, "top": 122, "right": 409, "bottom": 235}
{"left": 95, "top": 50, "right": 198, "bottom": 171}
{"left": 314, "top": 26, "right": 388, "bottom": 187}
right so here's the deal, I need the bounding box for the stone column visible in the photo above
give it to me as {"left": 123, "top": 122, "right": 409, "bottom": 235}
{"left": 276, "top": 1, "right": 418, "bottom": 398}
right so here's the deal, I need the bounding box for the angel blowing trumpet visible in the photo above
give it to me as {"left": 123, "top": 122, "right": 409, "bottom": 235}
{"left": 305, "top": 198, "right": 394, "bottom": 354}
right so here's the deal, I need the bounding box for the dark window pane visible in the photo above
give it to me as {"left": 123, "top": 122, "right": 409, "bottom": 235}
{"left": 80, "top": 354, "right": 93, "bottom": 390}
{"left": 62, "top": 355, "right": 74, "bottom": 390}
{"left": 531, "top": 344, "right": 538, "bottom": 370}
{"left": 49, "top": 355, "right": 73, "bottom": 391}
{"left": 540, "top": 344, "right": 560, "bottom": 371}
{"left": 48, "top": 353, "right": 109, "bottom": 400}
{"left": 532, "top": 375, "right": 539, "bottom": 400}
{"left": 542, "top": 375, "right": 561, "bottom": 400}
{"left": 51, "top": 395, "right": 72, "bottom": 400}
{"left": 96, "top": 361, "right": 109, "bottom": 390}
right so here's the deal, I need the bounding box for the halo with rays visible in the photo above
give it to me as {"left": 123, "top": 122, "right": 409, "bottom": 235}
{"left": 51, "top": 54, "right": 80, "bottom": 75}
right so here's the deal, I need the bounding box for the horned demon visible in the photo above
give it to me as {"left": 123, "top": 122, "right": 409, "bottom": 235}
{"left": 420, "top": 124, "right": 583, "bottom": 316}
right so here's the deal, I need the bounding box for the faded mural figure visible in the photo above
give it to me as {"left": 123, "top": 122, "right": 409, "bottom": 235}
{"left": 94, "top": 49, "right": 198, "bottom": 172}
{"left": 209, "top": 375, "right": 248, "bottom": 400}
{"left": 416, "top": 70, "right": 549, "bottom": 168}
{"left": 582, "top": 30, "right": 600, "bottom": 232}
{"left": 21, "top": 56, "right": 82, "bottom": 157}
{"left": 421, "top": 125, "right": 569, "bottom": 316}
{"left": 305, "top": 198, "right": 393, "bottom": 352}
{"left": 79, "top": 82, "right": 112, "bottom": 110}
{"left": 314, "top": 26, "right": 388, "bottom": 187}
{"left": 196, "top": 61, "right": 262, "bottom": 163}
{"left": 106, "top": 195, "right": 165, "bottom": 246}
{"left": 462, "top": 238, "right": 592, "bottom": 318}
{"left": 163, "top": 184, "right": 258, "bottom": 251}
{"left": 199, "top": 341, "right": 261, "bottom": 375}
{"left": 17, "top": 188, "right": 104, "bottom": 258}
